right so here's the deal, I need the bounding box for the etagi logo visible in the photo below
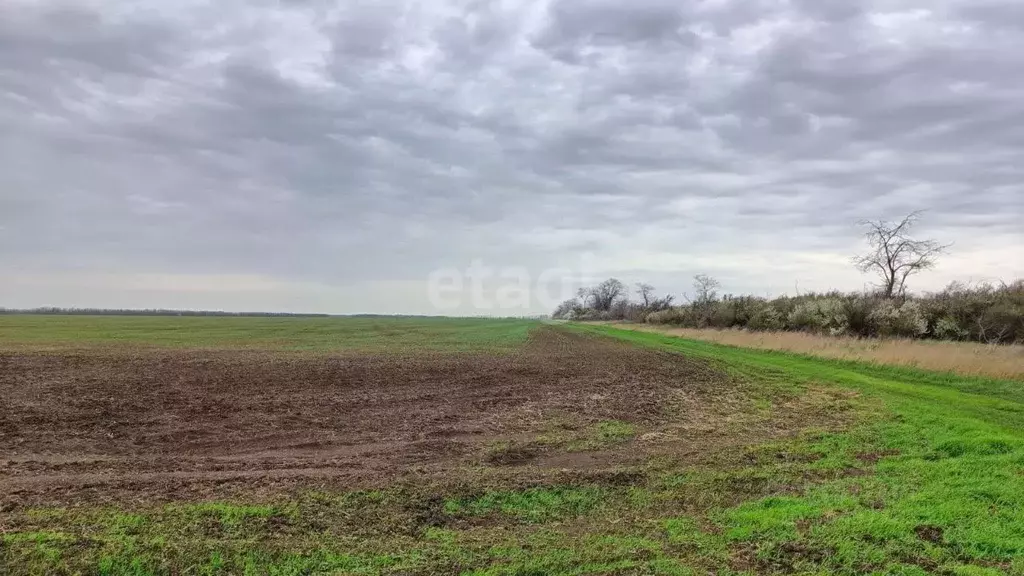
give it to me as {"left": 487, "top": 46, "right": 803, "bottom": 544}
{"left": 426, "top": 253, "right": 602, "bottom": 312}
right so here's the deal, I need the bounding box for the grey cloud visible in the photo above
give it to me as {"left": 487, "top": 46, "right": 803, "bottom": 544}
{"left": 789, "top": 0, "right": 865, "bottom": 23}
{"left": 0, "top": 4, "right": 184, "bottom": 77}
{"left": 531, "top": 0, "right": 697, "bottom": 62}
{"left": 332, "top": 14, "right": 398, "bottom": 60}
{"left": 958, "top": 1, "right": 1024, "bottom": 30}
{"left": 1, "top": 0, "right": 1022, "bottom": 313}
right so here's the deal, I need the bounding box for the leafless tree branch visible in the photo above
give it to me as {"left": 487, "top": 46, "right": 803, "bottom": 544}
{"left": 853, "top": 211, "right": 950, "bottom": 298}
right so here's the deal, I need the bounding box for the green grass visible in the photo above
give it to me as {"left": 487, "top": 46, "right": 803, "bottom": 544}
{"left": 444, "top": 486, "right": 609, "bottom": 523}
{"left": 0, "top": 315, "right": 537, "bottom": 352}
{"left": 570, "top": 324, "right": 1024, "bottom": 573}
{"left": 532, "top": 419, "right": 640, "bottom": 452}
{"left": 4, "top": 322, "right": 1024, "bottom": 575}
{"left": 565, "top": 420, "right": 638, "bottom": 451}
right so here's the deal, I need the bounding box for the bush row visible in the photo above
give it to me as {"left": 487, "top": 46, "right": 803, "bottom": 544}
{"left": 559, "top": 281, "right": 1024, "bottom": 344}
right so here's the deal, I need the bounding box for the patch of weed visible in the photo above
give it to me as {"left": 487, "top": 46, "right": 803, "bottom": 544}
{"left": 444, "top": 486, "right": 609, "bottom": 523}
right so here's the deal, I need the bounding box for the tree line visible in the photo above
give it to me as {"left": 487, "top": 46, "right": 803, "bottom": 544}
{"left": 553, "top": 213, "right": 1023, "bottom": 344}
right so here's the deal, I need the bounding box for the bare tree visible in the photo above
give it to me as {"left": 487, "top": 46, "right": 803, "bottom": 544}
{"left": 692, "top": 274, "right": 721, "bottom": 305}
{"left": 576, "top": 286, "right": 592, "bottom": 309}
{"left": 854, "top": 212, "right": 949, "bottom": 298}
{"left": 586, "top": 278, "right": 627, "bottom": 312}
{"left": 648, "top": 294, "right": 675, "bottom": 312}
{"left": 552, "top": 298, "right": 581, "bottom": 320}
{"left": 635, "top": 283, "right": 655, "bottom": 307}
{"left": 634, "top": 282, "right": 675, "bottom": 313}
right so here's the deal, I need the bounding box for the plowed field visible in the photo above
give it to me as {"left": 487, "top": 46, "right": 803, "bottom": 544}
{"left": 2, "top": 327, "right": 767, "bottom": 508}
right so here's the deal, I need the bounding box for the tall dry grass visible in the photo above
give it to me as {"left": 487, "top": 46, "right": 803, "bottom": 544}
{"left": 608, "top": 324, "right": 1024, "bottom": 381}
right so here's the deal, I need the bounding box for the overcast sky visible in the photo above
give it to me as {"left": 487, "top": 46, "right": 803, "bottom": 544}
{"left": 1, "top": 0, "right": 1022, "bottom": 315}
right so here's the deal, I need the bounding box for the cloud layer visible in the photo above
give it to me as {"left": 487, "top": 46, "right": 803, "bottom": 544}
{"left": 2, "top": 0, "right": 1022, "bottom": 313}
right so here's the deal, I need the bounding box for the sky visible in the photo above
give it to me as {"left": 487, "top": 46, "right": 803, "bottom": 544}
{"left": 1, "top": 0, "right": 1022, "bottom": 315}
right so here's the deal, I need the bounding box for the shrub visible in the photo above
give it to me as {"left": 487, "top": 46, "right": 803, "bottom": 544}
{"left": 709, "top": 300, "right": 738, "bottom": 328}
{"left": 932, "top": 315, "right": 969, "bottom": 340}
{"left": 646, "top": 307, "right": 696, "bottom": 326}
{"left": 575, "top": 309, "right": 610, "bottom": 322}
{"left": 619, "top": 304, "right": 648, "bottom": 323}
{"left": 842, "top": 296, "right": 879, "bottom": 337}
{"left": 975, "top": 301, "right": 1024, "bottom": 344}
{"left": 869, "top": 300, "right": 927, "bottom": 338}
{"left": 552, "top": 299, "right": 582, "bottom": 320}
{"left": 787, "top": 298, "right": 849, "bottom": 336}
{"left": 725, "top": 296, "right": 765, "bottom": 327}
{"left": 747, "top": 305, "right": 784, "bottom": 331}
{"left": 767, "top": 296, "right": 800, "bottom": 323}
{"left": 645, "top": 308, "right": 675, "bottom": 325}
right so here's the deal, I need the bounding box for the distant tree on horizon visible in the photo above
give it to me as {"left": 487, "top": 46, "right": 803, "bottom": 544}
{"left": 854, "top": 211, "right": 949, "bottom": 299}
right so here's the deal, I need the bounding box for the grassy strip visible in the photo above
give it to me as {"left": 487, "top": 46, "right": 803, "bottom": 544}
{"left": 573, "top": 324, "right": 1024, "bottom": 572}
{"left": 571, "top": 324, "right": 1024, "bottom": 420}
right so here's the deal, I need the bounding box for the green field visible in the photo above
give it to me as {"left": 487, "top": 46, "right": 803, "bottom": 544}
{"left": 2, "top": 318, "right": 1023, "bottom": 575}
{"left": 0, "top": 315, "right": 536, "bottom": 352}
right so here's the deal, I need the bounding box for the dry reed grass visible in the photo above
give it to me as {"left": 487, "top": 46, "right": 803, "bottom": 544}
{"left": 606, "top": 323, "right": 1024, "bottom": 381}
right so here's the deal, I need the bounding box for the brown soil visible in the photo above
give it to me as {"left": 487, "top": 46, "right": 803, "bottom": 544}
{"left": 0, "top": 327, "right": 835, "bottom": 506}
{"left": 914, "top": 524, "right": 945, "bottom": 544}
